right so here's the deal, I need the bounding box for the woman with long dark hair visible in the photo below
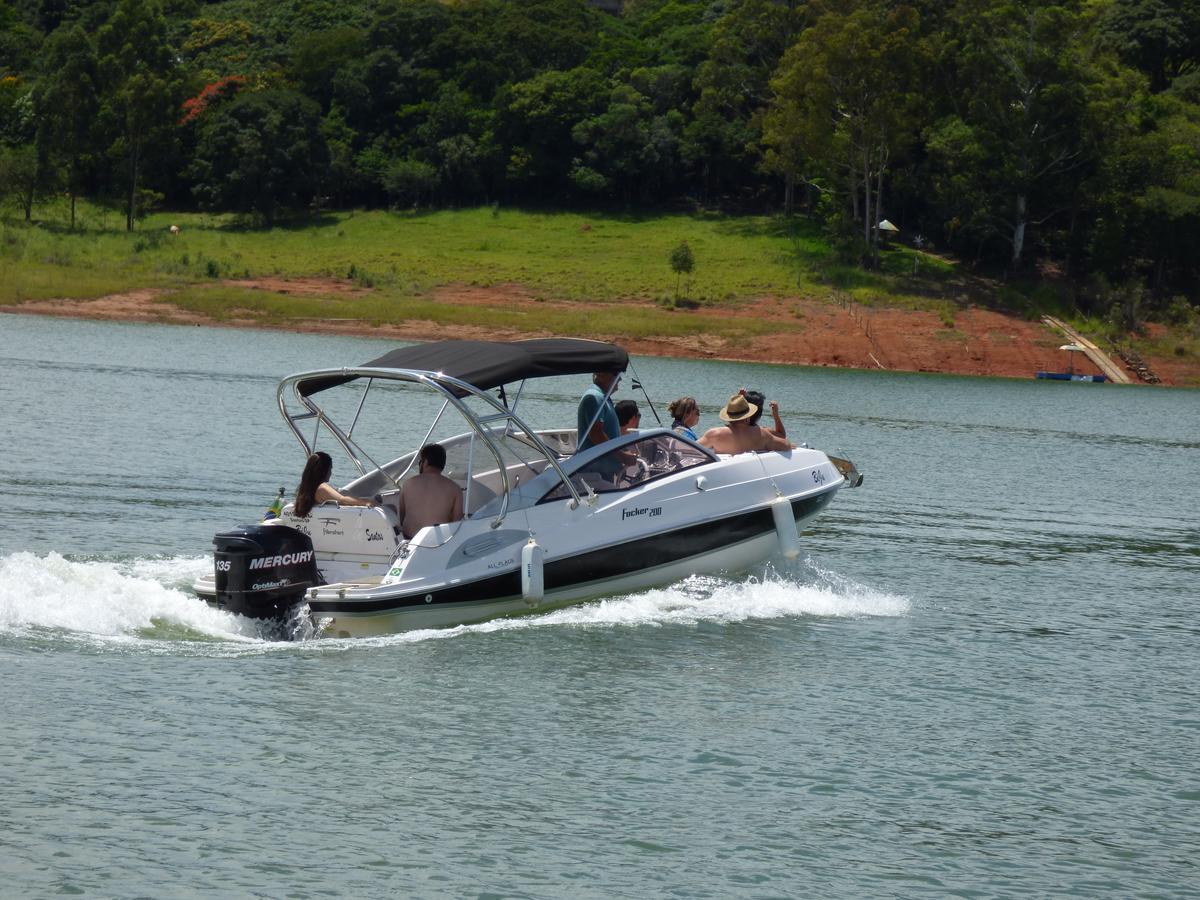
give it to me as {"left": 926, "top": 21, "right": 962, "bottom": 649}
{"left": 293, "top": 451, "right": 375, "bottom": 518}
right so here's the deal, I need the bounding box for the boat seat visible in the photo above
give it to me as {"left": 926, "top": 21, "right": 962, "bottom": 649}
{"left": 280, "top": 500, "right": 400, "bottom": 528}
{"left": 278, "top": 502, "right": 402, "bottom": 558}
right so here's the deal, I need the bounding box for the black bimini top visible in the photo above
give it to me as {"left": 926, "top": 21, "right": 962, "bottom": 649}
{"left": 297, "top": 338, "right": 629, "bottom": 397}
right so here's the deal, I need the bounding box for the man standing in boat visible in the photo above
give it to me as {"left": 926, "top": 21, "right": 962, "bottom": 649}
{"left": 577, "top": 370, "right": 622, "bottom": 452}
{"left": 397, "top": 444, "right": 464, "bottom": 539}
{"left": 576, "top": 370, "right": 636, "bottom": 479}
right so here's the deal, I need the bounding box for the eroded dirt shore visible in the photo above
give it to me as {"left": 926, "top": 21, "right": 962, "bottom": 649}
{"left": 4, "top": 278, "right": 1195, "bottom": 386}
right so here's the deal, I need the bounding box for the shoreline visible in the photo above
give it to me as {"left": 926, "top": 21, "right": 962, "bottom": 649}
{"left": 3, "top": 281, "right": 1196, "bottom": 386}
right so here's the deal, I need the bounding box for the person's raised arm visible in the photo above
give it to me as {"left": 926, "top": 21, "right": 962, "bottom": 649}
{"left": 769, "top": 400, "right": 786, "bottom": 438}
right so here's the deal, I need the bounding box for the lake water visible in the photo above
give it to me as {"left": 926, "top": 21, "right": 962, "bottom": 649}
{"left": 1, "top": 313, "right": 1197, "bottom": 897}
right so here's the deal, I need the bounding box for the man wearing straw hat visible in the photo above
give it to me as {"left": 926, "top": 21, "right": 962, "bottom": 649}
{"left": 699, "top": 394, "right": 793, "bottom": 454}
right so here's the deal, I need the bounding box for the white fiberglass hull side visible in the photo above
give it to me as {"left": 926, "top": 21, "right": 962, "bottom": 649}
{"left": 303, "top": 448, "right": 842, "bottom": 638}
{"left": 305, "top": 527, "right": 787, "bottom": 638}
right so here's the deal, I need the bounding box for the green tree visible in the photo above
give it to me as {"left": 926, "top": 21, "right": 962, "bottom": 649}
{"left": 0, "top": 5, "right": 43, "bottom": 76}
{"left": 367, "top": 0, "right": 453, "bottom": 71}
{"left": 760, "top": 99, "right": 814, "bottom": 218}
{"left": 1101, "top": 0, "right": 1200, "bottom": 93}
{"left": 625, "top": 0, "right": 712, "bottom": 69}
{"left": 97, "top": 0, "right": 181, "bottom": 231}
{"left": 0, "top": 143, "right": 38, "bottom": 221}
{"left": 925, "top": 0, "right": 1108, "bottom": 269}
{"left": 485, "top": 0, "right": 603, "bottom": 80}
{"left": 35, "top": 24, "right": 101, "bottom": 229}
{"left": 0, "top": 73, "right": 35, "bottom": 146}
{"left": 572, "top": 83, "right": 680, "bottom": 206}
{"left": 289, "top": 26, "right": 367, "bottom": 112}
{"left": 411, "top": 83, "right": 497, "bottom": 204}
{"left": 669, "top": 239, "right": 694, "bottom": 300}
{"left": 319, "top": 105, "right": 361, "bottom": 207}
{"left": 1139, "top": 84, "right": 1200, "bottom": 297}
{"left": 766, "top": 1, "right": 924, "bottom": 264}
{"left": 689, "top": 0, "right": 800, "bottom": 206}
{"left": 353, "top": 140, "right": 397, "bottom": 205}
{"left": 498, "top": 66, "right": 606, "bottom": 198}
{"left": 382, "top": 156, "right": 437, "bottom": 207}
{"left": 1089, "top": 72, "right": 1200, "bottom": 301}
{"left": 190, "top": 89, "right": 329, "bottom": 223}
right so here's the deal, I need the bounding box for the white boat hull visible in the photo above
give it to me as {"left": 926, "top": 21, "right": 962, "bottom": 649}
{"left": 299, "top": 450, "right": 838, "bottom": 636}
{"left": 306, "top": 527, "right": 787, "bottom": 638}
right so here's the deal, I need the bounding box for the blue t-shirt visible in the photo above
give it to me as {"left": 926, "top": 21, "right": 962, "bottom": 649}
{"left": 577, "top": 385, "right": 619, "bottom": 453}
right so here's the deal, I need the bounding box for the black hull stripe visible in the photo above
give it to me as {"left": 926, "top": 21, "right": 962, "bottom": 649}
{"left": 307, "top": 489, "right": 835, "bottom": 615}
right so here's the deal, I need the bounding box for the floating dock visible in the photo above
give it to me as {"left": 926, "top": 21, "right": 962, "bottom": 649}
{"left": 1041, "top": 317, "right": 1132, "bottom": 384}
{"left": 1036, "top": 371, "right": 1107, "bottom": 382}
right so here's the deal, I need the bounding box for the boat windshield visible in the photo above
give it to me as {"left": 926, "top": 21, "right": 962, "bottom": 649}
{"left": 539, "top": 432, "right": 712, "bottom": 503}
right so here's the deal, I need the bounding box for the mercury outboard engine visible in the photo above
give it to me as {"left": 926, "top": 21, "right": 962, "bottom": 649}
{"left": 212, "top": 524, "right": 320, "bottom": 618}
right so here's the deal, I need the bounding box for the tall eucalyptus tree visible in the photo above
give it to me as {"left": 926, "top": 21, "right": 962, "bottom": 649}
{"left": 35, "top": 25, "right": 101, "bottom": 229}
{"left": 97, "top": 0, "right": 180, "bottom": 231}
{"left": 765, "top": 1, "right": 924, "bottom": 264}
{"left": 926, "top": 0, "right": 1108, "bottom": 269}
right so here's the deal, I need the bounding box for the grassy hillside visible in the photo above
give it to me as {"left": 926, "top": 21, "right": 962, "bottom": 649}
{"left": 1, "top": 202, "right": 1195, "bottom": 366}
{"left": 0, "top": 202, "right": 957, "bottom": 303}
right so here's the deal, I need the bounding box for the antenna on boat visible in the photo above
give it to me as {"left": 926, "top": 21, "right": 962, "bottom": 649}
{"left": 627, "top": 363, "right": 662, "bottom": 426}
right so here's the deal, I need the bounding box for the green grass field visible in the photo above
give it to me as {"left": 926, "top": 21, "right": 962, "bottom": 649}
{"left": 6, "top": 200, "right": 1192, "bottom": 370}
{"left": 0, "top": 200, "right": 957, "bottom": 308}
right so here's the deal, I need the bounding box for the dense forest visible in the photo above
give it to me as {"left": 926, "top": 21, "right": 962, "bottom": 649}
{"left": 1, "top": 0, "right": 1197, "bottom": 320}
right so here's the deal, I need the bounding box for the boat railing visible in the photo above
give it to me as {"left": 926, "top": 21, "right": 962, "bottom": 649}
{"left": 278, "top": 366, "right": 585, "bottom": 527}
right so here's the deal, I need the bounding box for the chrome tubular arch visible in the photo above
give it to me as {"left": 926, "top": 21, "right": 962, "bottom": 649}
{"left": 276, "top": 366, "right": 584, "bottom": 527}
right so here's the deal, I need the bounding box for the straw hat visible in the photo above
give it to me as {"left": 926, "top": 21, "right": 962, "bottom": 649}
{"left": 719, "top": 393, "right": 758, "bottom": 423}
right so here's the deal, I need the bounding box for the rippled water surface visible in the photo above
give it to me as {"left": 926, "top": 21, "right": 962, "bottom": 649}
{"left": 1, "top": 314, "right": 1197, "bottom": 897}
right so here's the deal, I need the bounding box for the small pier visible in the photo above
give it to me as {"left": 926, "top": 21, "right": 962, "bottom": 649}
{"left": 1041, "top": 316, "right": 1132, "bottom": 384}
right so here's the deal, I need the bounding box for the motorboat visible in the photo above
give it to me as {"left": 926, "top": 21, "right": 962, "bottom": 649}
{"left": 193, "top": 339, "right": 860, "bottom": 637}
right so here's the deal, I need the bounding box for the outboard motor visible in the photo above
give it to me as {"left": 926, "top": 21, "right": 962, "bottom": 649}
{"left": 212, "top": 524, "right": 320, "bottom": 618}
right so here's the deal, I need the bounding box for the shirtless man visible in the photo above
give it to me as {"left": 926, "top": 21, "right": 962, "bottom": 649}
{"left": 699, "top": 394, "right": 793, "bottom": 454}
{"left": 743, "top": 389, "right": 786, "bottom": 440}
{"left": 397, "top": 443, "right": 464, "bottom": 539}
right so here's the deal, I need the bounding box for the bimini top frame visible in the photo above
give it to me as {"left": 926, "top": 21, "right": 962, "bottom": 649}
{"left": 276, "top": 365, "right": 587, "bottom": 528}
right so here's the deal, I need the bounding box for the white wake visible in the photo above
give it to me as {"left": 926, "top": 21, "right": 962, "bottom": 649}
{"left": 0, "top": 551, "right": 908, "bottom": 652}
{"left": 0, "top": 551, "right": 257, "bottom": 644}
